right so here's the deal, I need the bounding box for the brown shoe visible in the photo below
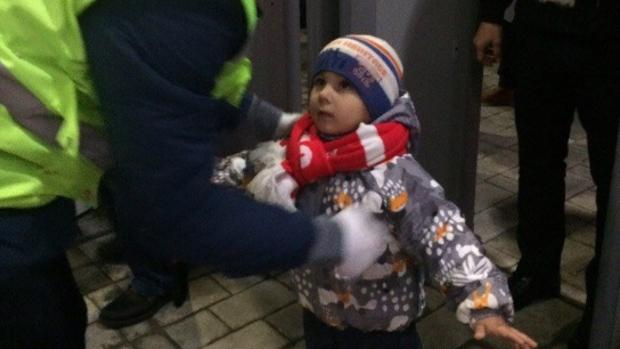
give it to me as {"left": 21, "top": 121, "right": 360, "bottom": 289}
{"left": 482, "top": 88, "right": 514, "bottom": 106}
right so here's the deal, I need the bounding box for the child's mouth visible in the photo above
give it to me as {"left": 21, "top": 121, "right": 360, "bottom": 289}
{"left": 318, "top": 111, "right": 333, "bottom": 118}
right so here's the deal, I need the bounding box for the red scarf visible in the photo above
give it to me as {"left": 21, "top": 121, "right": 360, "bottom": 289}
{"left": 282, "top": 113, "right": 410, "bottom": 187}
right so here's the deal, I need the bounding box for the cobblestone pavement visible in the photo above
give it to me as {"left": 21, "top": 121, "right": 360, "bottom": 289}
{"left": 73, "top": 65, "right": 594, "bottom": 348}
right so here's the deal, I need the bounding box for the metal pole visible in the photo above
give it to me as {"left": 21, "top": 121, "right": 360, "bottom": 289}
{"left": 338, "top": 0, "right": 481, "bottom": 223}
{"left": 590, "top": 123, "right": 620, "bottom": 348}
{"left": 249, "top": 0, "right": 301, "bottom": 111}
{"left": 305, "top": 0, "right": 339, "bottom": 78}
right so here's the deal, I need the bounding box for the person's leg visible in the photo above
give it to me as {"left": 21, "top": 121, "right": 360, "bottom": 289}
{"left": 302, "top": 309, "right": 422, "bottom": 349}
{"left": 510, "top": 29, "right": 578, "bottom": 308}
{"left": 335, "top": 322, "right": 422, "bottom": 349}
{"left": 302, "top": 310, "right": 338, "bottom": 349}
{"left": 568, "top": 38, "right": 620, "bottom": 349}
{"left": 0, "top": 198, "right": 86, "bottom": 348}
{"left": 497, "top": 20, "right": 515, "bottom": 90}
{"left": 98, "top": 246, "right": 188, "bottom": 328}
{"left": 0, "top": 255, "right": 87, "bottom": 349}
{"left": 97, "top": 170, "right": 188, "bottom": 329}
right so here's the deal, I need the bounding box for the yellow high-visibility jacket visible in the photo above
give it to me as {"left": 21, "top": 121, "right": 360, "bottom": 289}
{"left": 0, "top": 0, "right": 257, "bottom": 208}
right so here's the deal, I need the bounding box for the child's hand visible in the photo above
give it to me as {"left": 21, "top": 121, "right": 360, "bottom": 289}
{"left": 472, "top": 316, "right": 537, "bottom": 349}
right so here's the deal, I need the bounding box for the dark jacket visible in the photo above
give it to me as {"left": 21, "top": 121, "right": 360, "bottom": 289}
{"left": 79, "top": 0, "right": 327, "bottom": 277}
{"left": 481, "top": 0, "right": 620, "bottom": 39}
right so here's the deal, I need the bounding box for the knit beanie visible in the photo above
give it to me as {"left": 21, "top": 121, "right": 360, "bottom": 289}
{"left": 313, "top": 34, "right": 404, "bottom": 119}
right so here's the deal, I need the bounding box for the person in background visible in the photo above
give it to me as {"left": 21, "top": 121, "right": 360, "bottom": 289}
{"left": 474, "top": 0, "right": 620, "bottom": 347}
{"left": 247, "top": 34, "right": 537, "bottom": 349}
{"left": 480, "top": 0, "right": 516, "bottom": 107}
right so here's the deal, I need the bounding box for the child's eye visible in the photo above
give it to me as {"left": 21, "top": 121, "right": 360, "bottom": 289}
{"left": 339, "top": 80, "right": 352, "bottom": 89}
{"left": 313, "top": 77, "right": 326, "bottom": 86}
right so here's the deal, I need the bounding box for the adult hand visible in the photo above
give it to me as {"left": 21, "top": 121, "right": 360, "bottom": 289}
{"left": 472, "top": 315, "right": 538, "bottom": 349}
{"left": 273, "top": 112, "right": 302, "bottom": 139}
{"left": 473, "top": 22, "right": 503, "bottom": 65}
{"left": 332, "top": 206, "right": 389, "bottom": 279}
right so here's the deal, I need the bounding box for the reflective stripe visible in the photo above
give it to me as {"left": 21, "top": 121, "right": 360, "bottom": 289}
{"left": 0, "top": 104, "right": 102, "bottom": 208}
{"left": 0, "top": 63, "right": 111, "bottom": 170}
{"left": 211, "top": 57, "right": 252, "bottom": 108}
{"left": 211, "top": 0, "right": 258, "bottom": 107}
{"left": 240, "top": 0, "right": 258, "bottom": 33}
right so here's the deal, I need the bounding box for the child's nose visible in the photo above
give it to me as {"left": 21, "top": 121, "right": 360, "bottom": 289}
{"left": 318, "top": 84, "right": 334, "bottom": 101}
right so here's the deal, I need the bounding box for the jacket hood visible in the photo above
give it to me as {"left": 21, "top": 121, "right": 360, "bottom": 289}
{"left": 372, "top": 91, "right": 420, "bottom": 154}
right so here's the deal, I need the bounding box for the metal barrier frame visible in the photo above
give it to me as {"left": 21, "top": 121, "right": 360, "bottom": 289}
{"left": 590, "top": 124, "right": 620, "bottom": 348}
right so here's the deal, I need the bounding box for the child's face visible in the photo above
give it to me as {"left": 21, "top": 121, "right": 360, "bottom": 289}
{"left": 308, "top": 71, "right": 371, "bottom": 136}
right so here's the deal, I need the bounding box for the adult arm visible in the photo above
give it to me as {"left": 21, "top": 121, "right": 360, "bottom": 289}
{"left": 214, "top": 94, "right": 300, "bottom": 156}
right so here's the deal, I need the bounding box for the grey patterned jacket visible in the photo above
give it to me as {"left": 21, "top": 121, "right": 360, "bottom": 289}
{"left": 290, "top": 95, "right": 514, "bottom": 332}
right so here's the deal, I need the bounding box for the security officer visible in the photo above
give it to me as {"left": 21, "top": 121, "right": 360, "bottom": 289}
{"left": 0, "top": 1, "right": 388, "bottom": 347}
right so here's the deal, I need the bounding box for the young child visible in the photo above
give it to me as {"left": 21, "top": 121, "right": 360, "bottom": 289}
{"left": 247, "top": 35, "right": 537, "bottom": 349}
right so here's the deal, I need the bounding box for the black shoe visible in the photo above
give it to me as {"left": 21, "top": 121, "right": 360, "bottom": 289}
{"left": 508, "top": 273, "right": 560, "bottom": 311}
{"left": 567, "top": 319, "right": 590, "bottom": 349}
{"left": 98, "top": 286, "right": 187, "bottom": 329}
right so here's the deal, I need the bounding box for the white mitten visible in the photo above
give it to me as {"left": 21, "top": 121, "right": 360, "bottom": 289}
{"left": 331, "top": 206, "right": 389, "bottom": 279}
{"left": 247, "top": 164, "right": 298, "bottom": 212}
{"left": 273, "top": 112, "right": 302, "bottom": 139}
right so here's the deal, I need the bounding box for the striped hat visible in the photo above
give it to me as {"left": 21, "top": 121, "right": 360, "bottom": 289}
{"left": 313, "top": 34, "right": 404, "bottom": 119}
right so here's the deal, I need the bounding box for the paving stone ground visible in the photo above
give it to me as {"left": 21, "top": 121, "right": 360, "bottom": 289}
{"left": 73, "top": 65, "right": 594, "bottom": 349}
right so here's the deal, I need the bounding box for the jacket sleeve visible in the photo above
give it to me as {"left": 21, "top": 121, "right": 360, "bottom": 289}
{"left": 214, "top": 94, "right": 286, "bottom": 156}
{"left": 385, "top": 157, "right": 514, "bottom": 324}
{"left": 479, "top": 0, "right": 513, "bottom": 24}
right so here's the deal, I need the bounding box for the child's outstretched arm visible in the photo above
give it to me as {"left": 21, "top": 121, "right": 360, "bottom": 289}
{"left": 384, "top": 155, "right": 537, "bottom": 348}
{"left": 472, "top": 316, "right": 537, "bottom": 348}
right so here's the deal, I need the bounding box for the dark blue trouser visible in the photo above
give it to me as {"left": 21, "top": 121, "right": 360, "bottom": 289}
{"left": 129, "top": 258, "right": 179, "bottom": 296}
{"left": 513, "top": 27, "right": 620, "bottom": 320}
{"left": 0, "top": 198, "right": 86, "bottom": 348}
{"left": 497, "top": 20, "right": 515, "bottom": 89}
{"left": 302, "top": 310, "right": 423, "bottom": 349}
{"left": 100, "top": 171, "right": 179, "bottom": 296}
